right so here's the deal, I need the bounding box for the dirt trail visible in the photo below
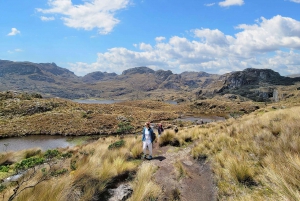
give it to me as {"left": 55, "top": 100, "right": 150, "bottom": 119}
{"left": 146, "top": 143, "right": 217, "bottom": 201}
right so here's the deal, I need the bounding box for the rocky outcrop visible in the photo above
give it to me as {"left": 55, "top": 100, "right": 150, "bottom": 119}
{"left": 155, "top": 69, "right": 173, "bottom": 81}
{"left": 216, "top": 68, "right": 300, "bottom": 101}
{"left": 122, "top": 67, "right": 155, "bottom": 75}
{"left": 82, "top": 71, "right": 117, "bottom": 83}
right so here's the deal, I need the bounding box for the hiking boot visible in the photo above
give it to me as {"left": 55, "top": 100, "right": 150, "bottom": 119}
{"left": 148, "top": 155, "right": 152, "bottom": 160}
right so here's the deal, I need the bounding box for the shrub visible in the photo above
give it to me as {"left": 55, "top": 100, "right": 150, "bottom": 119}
{"left": 0, "top": 165, "right": 9, "bottom": 172}
{"left": 0, "top": 184, "right": 6, "bottom": 193}
{"left": 15, "top": 157, "right": 45, "bottom": 171}
{"left": 44, "top": 149, "right": 60, "bottom": 159}
{"left": 50, "top": 168, "right": 68, "bottom": 177}
{"left": 108, "top": 140, "right": 126, "bottom": 150}
{"left": 116, "top": 122, "right": 133, "bottom": 134}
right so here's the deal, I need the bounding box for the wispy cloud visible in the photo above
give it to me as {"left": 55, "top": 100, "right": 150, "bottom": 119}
{"left": 7, "top": 28, "right": 20, "bottom": 36}
{"left": 290, "top": 0, "right": 300, "bottom": 3}
{"left": 68, "top": 15, "right": 300, "bottom": 76}
{"left": 7, "top": 49, "right": 23, "bottom": 53}
{"left": 155, "top": 36, "right": 166, "bottom": 42}
{"left": 219, "top": 0, "right": 244, "bottom": 7}
{"left": 205, "top": 3, "right": 216, "bottom": 6}
{"left": 36, "top": 0, "right": 130, "bottom": 34}
{"left": 40, "top": 16, "right": 55, "bottom": 21}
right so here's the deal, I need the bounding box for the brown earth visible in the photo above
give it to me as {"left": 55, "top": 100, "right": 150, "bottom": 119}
{"left": 145, "top": 142, "right": 217, "bottom": 201}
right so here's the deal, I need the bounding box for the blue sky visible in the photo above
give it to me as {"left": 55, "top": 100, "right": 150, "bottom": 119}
{"left": 1, "top": 0, "right": 300, "bottom": 76}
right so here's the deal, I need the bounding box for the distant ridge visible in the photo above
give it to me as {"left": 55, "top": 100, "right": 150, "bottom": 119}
{"left": 0, "top": 60, "right": 299, "bottom": 102}
{"left": 287, "top": 74, "right": 300, "bottom": 78}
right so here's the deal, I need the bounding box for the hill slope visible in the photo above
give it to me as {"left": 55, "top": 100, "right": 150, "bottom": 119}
{"left": 1, "top": 60, "right": 299, "bottom": 102}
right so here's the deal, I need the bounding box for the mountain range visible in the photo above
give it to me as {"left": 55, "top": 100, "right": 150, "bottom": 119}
{"left": 1, "top": 59, "right": 299, "bottom": 102}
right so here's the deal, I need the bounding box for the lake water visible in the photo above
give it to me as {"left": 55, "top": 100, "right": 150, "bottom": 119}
{"left": 176, "top": 116, "right": 225, "bottom": 123}
{"left": 0, "top": 135, "right": 91, "bottom": 152}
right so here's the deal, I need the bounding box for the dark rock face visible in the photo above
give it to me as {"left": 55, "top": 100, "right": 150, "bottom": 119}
{"left": 155, "top": 69, "right": 173, "bottom": 81}
{"left": 0, "top": 60, "right": 42, "bottom": 76}
{"left": 224, "top": 68, "right": 280, "bottom": 89}
{"left": 216, "top": 68, "right": 300, "bottom": 102}
{"left": 122, "top": 67, "right": 155, "bottom": 75}
{"left": 82, "top": 71, "right": 117, "bottom": 83}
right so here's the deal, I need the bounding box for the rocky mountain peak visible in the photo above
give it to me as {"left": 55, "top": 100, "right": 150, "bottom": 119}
{"left": 121, "top": 67, "right": 155, "bottom": 75}
{"left": 82, "top": 71, "right": 117, "bottom": 83}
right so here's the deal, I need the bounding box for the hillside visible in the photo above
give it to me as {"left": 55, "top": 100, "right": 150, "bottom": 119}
{"left": 1, "top": 60, "right": 300, "bottom": 102}
{"left": 0, "top": 91, "right": 264, "bottom": 138}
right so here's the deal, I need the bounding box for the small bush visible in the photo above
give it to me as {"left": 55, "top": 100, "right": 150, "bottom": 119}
{"left": 15, "top": 157, "right": 45, "bottom": 171}
{"left": 116, "top": 122, "right": 134, "bottom": 134}
{"left": 50, "top": 168, "right": 68, "bottom": 177}
{"left": 0, "top": 184, "right": 6, "bottom": 193}
{"left": 70, "top": 160, "right": 77, "bottom": 171}
{"left": 44, "top": 149, "right": 60, "bottom": 159}
{"left": 62, "top": 152, "right": 72, "bottom": 158}
{"left": 108, "top": 140, "right": 126, "bottom": 150}
{"left": 0, "top": 165, "right": 9, "bottom": 172}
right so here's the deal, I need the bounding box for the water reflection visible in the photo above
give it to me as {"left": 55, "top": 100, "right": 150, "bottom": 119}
{"left": 164, "top": 100, "right": 178, "bottom": 105}
{"left": 0, "top": 135, "right": 86, "bottom": 152}
{"left": 176, "top": 116, "right": 225, "bottom": 123}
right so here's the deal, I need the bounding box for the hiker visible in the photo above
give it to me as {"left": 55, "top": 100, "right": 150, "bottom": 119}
{"left": 174, "top": 126, "right": 178, "bottom": 133}
{"left": 157, "top": 123, "right": 164, "bottom": 137}
{"left": 142, "top": 122, "right": 155, "bottom": 160}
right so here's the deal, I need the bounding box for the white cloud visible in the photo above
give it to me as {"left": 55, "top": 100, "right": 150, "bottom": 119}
{"left": 204, "top": 3, "right": 216, "bottom": 6}
{"left": 139, "top": 43, "right": 153, "bottom": 51}
{"left": 40, "top": 16, "right": 55, "bottom": 21}
{"left": 219, "top": 0, "right": 244, "bottom": 7}
{"left": 7, "top": 28, "right": 20, "bottom": 36}
{"left": 155, "top": 36, "right": 166, "bottom": 42}
{"left": 68, "top": 15, "right": 300, "bottom": 76}
{"left": 7, "top": 49, "right": 23, "bottom": 53}
{"left": 37, "top": 0, "right": 130, "bottom": 34}
{"left": 290, "top": 0, "right": 300, "bottom": 3}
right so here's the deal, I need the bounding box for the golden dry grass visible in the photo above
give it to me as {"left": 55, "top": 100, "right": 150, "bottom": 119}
{"left": 1, "top": 136, "right": 141, "bottom": 201}
{"left": 129, "top": 163, "right": 162, "bottom": 201}
{"left": 191, "top": 106, "right": 300, "bottom": 200}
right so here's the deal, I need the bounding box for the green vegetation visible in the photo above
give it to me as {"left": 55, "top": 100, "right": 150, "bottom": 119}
{"left": 116, "top": 121, "right": 134, "bottom": 134}
{"left": 15, "top": 157, "right": 45, "bottom": 171}
{"left": 108, "top": 139, "right": 125, "bottom": 150}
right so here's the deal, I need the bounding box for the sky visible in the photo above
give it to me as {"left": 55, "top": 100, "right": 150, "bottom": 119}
{"left": 1, "top": 0, "right": 300, "bottom": 76}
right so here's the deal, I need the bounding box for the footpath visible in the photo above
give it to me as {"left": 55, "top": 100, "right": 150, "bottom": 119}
{"left": 146, "top": 143, "right": 217, "bottom": 201}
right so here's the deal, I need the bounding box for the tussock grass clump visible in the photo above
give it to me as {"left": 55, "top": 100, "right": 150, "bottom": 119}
{"left": 174, "top": 160, "right": 190, "bottom": 180}
{"left": 2, "top": 136, "right": 140, "bottom": 201}
{"left": 129, "top": 163, "right": 161, "bottom": 201}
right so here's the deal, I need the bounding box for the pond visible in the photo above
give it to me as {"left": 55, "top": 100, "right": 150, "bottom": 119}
{"left": 164, "top": 100, "right": 178, "bottom": 105}
{"left": 0, "top": 135, "right": 94, "bottom": 152}
{"left": 176, "top": 115, "right": 226, "bottom": 124}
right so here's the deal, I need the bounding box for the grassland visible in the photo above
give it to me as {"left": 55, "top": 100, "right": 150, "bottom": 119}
{"left": 1, "top": 89, "right": 300, "bottom": 200}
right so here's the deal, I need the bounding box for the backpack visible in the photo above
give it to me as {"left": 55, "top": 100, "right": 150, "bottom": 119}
{"left": 151, "top": 131, "right": 157, "bottom": 142}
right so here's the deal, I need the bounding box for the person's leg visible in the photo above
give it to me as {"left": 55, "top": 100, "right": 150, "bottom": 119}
{"left": 148, "top": 142, "right": 153, "bottom": 158}
{"left": 142, "top": 142, "right": 147, "bottom": 158}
